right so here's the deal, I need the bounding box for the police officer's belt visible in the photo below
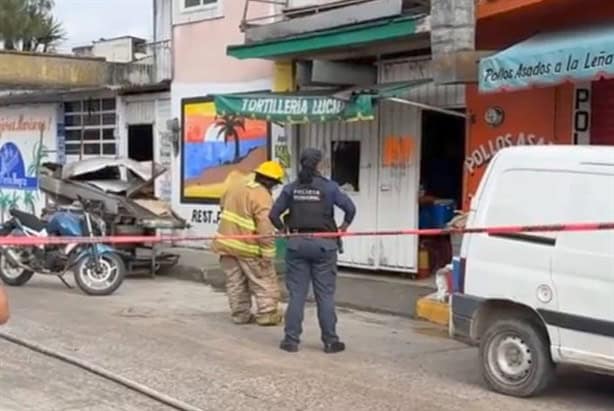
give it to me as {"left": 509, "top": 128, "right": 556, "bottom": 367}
{"left": 291, "top": 228, "right": 329, "bottom": 233}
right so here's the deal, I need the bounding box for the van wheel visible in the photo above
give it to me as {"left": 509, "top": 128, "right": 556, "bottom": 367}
{"left": 480, "top": 318, "right": 555, "bottom": 397}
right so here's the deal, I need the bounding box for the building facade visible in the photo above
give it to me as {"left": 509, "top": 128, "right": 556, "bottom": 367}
{"left": 0, "top": 24, "right": 173, "bottom": 216}
{"left": 466, "top": 0, "right": 614, "bottom": 209}
{"left": 213, "top": 0, "right": 478, "bottom": 273}
{"left": 167, "top": 0, "right": 278, "bottom": 241}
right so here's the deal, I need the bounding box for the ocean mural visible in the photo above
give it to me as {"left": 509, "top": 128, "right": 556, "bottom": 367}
{"left": 181, "top": 99, "right": 269, "bottom": 203}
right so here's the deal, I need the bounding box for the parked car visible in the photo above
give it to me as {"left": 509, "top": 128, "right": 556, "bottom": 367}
{"left": 451, "top": 146, "right": 614, "bottom": 397}
{"left": 38, "top": 158, "right": 187, "bottom": 275}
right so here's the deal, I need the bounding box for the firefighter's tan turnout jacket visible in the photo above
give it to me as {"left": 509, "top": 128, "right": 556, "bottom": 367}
{"left": 212, "top": 175, "right": 276, "bottom": 259}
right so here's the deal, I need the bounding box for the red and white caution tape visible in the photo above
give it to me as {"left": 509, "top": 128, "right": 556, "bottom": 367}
{"left": 0, "top": 222, "right": 613, "bottom": 246}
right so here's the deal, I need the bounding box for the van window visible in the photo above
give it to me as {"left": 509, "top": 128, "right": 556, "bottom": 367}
{"left": 556, "top": 171, "right": 614, "bottom": 255}
{"left": 484, "top": 169, "right": 571, "bottom": 227}
{"left": 485, "top": 169, "right": 614, "bottom": 253}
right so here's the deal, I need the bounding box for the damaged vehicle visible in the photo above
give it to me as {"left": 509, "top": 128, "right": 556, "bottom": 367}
{"left": 38, "top": 158, "right": 188, "bottom": 275}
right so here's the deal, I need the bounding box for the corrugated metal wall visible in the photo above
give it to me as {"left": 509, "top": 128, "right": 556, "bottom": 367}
{"left": 299, "top": 120, "right": 379, "bottom": 269}
{"left": 377, "top": 58, "right": 465, "bottom": 271}
{"left": 124, "top": 100, "right": 156, "bottom": 125}
{"left": 376, "top": 101, "right": 420, "bottom": 271}
{"left": 378, "top": 59, "right": 466, "bottom": 108}
{"left": 298, "top": 58, "right": 466, "bottom": 273}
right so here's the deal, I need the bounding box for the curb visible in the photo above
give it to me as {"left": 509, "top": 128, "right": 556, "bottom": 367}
{"left": 161, "top": 261, "right": 435, "bottom": 318}
{"left": 416, "top": 297, "right": 450, "bottom": 326}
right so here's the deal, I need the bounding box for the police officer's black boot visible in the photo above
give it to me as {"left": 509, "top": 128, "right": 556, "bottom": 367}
{"left": 323, "top": 341, "right": 345, "bottom": 354}
{"left": 279, "top": 340, "right": 299, "bottom": 353}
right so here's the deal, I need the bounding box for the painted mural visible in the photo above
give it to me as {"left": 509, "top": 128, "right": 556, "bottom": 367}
{"left": 0, "top": 106, "right": 54, "bottom": 221}
{"left": 181, "top": 98, "right": 269, "bottom": 203}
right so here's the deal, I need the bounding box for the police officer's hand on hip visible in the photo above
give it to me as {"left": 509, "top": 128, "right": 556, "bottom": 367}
{"left": 269, "top": 148, "right": 356, "bottom": 354}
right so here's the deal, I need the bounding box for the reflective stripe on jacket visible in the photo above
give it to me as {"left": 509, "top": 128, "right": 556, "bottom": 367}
{"left": 212, "top": 176, "right": 276, "bottom": 259}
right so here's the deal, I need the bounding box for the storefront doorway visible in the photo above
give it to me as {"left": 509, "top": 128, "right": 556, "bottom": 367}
{"left": 418, "top": 109, "right": 466, "bottom": 274}
{"left": 420, "top": 109, "right": 466, "bottom": 208}
{"left": 128, "top": 124, "right": 154, "bottom": 162}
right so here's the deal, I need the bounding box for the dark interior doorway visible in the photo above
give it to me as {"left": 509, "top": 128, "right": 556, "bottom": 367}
{"left": 420, "top": 110, "right": 466, "bottom": 207}
{"left": 128, "top": 124, "right": 154, "bottom": 162}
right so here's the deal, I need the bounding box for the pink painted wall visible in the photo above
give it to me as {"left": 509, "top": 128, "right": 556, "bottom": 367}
{"left": 173, "top": 1, "right": 273, "bottom": 84}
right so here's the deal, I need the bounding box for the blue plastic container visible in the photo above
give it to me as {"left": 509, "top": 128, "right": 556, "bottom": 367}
{"left": 419, "top": 206, "right": 434, "bottom": 229}
{"left": 432, "top": 200, "right": 456, "bottom": 228}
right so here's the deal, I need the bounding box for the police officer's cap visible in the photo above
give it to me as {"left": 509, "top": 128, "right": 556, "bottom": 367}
{"left": 300, "top": 148, "right": 323, "bottom": 169}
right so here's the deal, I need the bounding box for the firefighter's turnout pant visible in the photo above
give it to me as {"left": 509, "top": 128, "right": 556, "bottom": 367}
{"left": 219, "top": 256, "right": 281, "bottom": 325}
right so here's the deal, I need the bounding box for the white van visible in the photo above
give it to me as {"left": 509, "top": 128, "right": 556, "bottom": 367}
{"left": 451, "top": 145, "right": 614, "bottom": 398}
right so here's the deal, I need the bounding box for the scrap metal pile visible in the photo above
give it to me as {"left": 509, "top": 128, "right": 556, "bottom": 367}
{"left": 38, "top": 158, "right": 188, "bottom": 275}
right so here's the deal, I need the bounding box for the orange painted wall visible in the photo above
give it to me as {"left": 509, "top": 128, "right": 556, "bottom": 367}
{"left": 464, "top": 0, "right": 612, "bottom": 209}
{"left": 478, "top": 0, "right": 614, "bottom": 50}
{"left": 463, "top": 84, "right": 574, "bottom": 210}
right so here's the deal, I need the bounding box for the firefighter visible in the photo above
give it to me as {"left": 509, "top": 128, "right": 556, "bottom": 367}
{"left": 212, "top": 161, "right": 285, "bottom": 326}
{"left": 0, "top": 285, "right": 9, "bottom": 324}
{"left": 269, "top": 148, "right": 356, "bottom": 353}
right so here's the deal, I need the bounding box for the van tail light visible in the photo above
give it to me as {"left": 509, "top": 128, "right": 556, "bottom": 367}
{"left": 452, "top": 256, "right": 467, "bottom": 294}
{"left": 459, "top": 257, "right": 466, "bottom": 293}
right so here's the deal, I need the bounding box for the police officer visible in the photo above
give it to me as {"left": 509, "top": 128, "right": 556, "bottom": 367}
{"left": 269, "top": 148, "right": 356, "bottom": 354}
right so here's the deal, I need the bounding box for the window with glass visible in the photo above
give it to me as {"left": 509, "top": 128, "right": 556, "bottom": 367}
{"left": 184, "top": 0, "right": 217, "bottom": 9}
{"left": 63, "top": 98, "right": 117, "bottom": 157}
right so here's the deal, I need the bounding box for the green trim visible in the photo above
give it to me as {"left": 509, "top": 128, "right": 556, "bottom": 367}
{"left": 212, "top": 80, "right": 429, "bottom": 124}
{"left": 227, "top": 15, "right": 422, "bottom": 60}
{"left": 214, "top": 92, "right": 375, "bottom": 124}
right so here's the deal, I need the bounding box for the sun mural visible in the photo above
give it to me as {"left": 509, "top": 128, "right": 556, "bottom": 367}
{"left": 181, "top": 99, "right": 269, "bottom": 203}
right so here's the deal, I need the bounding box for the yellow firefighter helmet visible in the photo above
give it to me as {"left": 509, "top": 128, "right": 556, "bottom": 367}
{"left": 254, "top": 160, "right": 285, "bottom": 182}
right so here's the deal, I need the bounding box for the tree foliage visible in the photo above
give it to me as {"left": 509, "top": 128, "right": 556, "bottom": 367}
{"left": 0, "top": 0, "right": 65, "bottom": 52}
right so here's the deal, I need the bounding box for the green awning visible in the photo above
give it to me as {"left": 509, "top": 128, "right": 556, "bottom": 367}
{"left": 227, "top": 15, "right": 427, "bottom": 60}
{"left": 213, "top": 80, "right": 429, "bottom": 124}
{"left": 214, "top": 92, "right": 373, "bottom": 123}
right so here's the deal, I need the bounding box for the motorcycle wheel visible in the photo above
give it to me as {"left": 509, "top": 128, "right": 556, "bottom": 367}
{"left": 0, "top": 253, "right": 34, "bottom": 286}
{"left": 74, "top": 253, "right": 126, "bottom": 296}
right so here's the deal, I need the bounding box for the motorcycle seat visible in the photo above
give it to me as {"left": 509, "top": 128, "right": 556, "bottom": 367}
{"left": 10, "top": 209, "right": 47, "bottom": 232}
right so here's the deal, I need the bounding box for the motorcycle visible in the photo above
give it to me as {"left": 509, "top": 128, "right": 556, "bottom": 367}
{"left": 0, "top": 198, "right": 126, "bottom": 296}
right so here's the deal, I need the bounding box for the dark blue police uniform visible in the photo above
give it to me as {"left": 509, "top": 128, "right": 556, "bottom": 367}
{"left": 270, "top": 173, "right": 356, "bottom": 352}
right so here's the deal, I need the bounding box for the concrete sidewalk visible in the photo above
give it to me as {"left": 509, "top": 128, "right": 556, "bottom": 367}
{"left": 158, "top": 247, "right": 435, "bottom": 317}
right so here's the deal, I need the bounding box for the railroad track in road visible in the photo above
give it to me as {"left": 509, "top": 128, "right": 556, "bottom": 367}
{"left": 0, "top": 331, "right": 204, "bottom": 411}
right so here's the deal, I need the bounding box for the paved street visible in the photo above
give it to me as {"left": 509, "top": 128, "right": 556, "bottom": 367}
{"left": 1, "top": 276, "right": 613, "bottom": 411}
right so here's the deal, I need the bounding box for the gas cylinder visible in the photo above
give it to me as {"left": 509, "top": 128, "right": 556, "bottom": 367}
{"left": 418, "top": 241, "right": 431, "bottom": 279}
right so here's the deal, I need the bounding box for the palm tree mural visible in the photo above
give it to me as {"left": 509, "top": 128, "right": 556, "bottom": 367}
{"left": 9, "top": 191, "right": 20, "bottom": 211}
{"left": 23, "top": 191, "right": 36, "bottom": 214}
{"left": 215, "top": 115, "right": 245, "bottom": 162}
{"left": 27, "top": 141, "right": 48, "bottom": 177}
{"left": 0, "top": 191, "right": 11, "bottom": 223}
{"left": 24, "top": 141, "right": 48, "bottom": 215}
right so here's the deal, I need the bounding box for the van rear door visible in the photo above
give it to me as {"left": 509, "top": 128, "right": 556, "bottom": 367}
{"left": 463, "top": 168, "right": 557, "bottom": 312}
{"left": 548, "top": 167, "right": 614, "bottom": 367}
